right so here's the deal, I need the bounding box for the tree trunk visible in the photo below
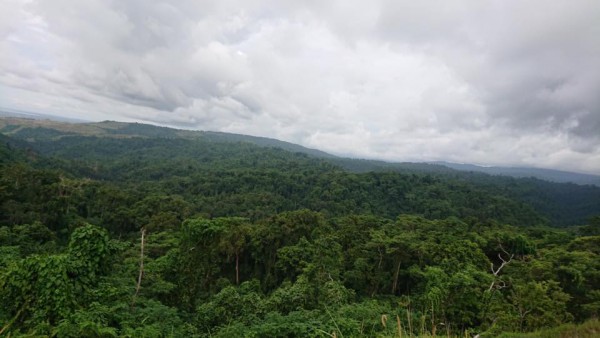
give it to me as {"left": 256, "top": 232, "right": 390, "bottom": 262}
{"left": 235, "top": 251, "right": 240, "bottom": 285}
{"left": 392, "top": 258, "right": 401, "bottom": 294}
{"left": 131, "top": 227, "right": 146, "bottom": 310}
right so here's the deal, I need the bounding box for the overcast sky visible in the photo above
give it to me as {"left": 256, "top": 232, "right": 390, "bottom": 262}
{"left": 1, "top": 0, "right": 599, "bottom": 173}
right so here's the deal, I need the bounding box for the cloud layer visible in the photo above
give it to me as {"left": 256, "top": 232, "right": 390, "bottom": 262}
{"left": 1, "top": 0, "right": 599, "bottom": 173}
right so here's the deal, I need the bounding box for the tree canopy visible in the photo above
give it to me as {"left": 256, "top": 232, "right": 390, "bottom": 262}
{"left": 1, "top": 121, "right": 599, "bottom": 336}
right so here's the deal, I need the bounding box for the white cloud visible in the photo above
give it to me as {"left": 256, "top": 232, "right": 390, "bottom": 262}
{"left": 1, "top": 0, "right": 599, "bottom": 174}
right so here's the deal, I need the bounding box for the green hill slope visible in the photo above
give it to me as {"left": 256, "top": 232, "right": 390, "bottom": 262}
{"left": 1, "top": 118, "right": 599, "bottom": 337}
{"left": 2, "top": 117, "right": 599, "bottom": 227}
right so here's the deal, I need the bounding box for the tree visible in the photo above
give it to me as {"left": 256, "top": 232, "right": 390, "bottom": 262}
{"left": 0, "top": 224, "right": 112, "bottom": 334}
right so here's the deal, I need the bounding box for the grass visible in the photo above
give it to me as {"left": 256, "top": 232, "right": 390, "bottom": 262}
{"left": 495, "top": 319, "right": 600, "bottom": 338}
{"left": 358, "top": 318, "right": 600, "bottom": 338}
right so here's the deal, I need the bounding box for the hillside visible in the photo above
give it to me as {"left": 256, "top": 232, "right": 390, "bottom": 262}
{"left": 0, "top": 132, "right": 545, "bottom": 228}
{"left": 2, "top": 117, "right": 599, "bottom": 227}
{"left": 0, "top": 117, "right": 334, "bottom": 158}
{"left": 3, "top": 116, "right": 598, "bottom": 186}
{"left": 1, "top": 118, "right": 599, "bottom": 337}
{"left": 434, "top": 161, "right": 600, "bottom": 186}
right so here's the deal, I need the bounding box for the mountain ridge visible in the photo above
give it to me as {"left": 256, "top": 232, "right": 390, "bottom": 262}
{"left": 1, "top": 115, "right": 598, "bottom": 186}
{"left": 430, "top": 161, "right": 600, "bottom": 187}
{"left": 2, "top": 116, "right": 600, "bottom": 227}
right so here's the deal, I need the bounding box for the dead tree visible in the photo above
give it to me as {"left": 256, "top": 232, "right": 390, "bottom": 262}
{"left": 131, "top": 227, "right": 146, "bottom": 309}
{"left": 488, "top": 244, "right": 514, "bottom": 291}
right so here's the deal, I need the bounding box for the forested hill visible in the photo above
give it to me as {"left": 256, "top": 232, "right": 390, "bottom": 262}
{"left": 1, "top": 117, "right": 599, "bottom": 227}
{"left": 432, "top": 161, "right": 600, "bottom": 186}
{"left": 0, "top": 116, "right": 334, "bottom": 158}
{"left": 1, "top": 117, "right": 600, "bottom": 337}
{"left": 3, "top": 115, "right": 599, "bottom": 186}
{"left": 0, "top": 132, "right": 544, "bottom": 230}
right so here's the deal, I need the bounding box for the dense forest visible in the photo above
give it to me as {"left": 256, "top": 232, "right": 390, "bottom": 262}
{"left": 1, "top": 119, "right": 599, "bottom": 337}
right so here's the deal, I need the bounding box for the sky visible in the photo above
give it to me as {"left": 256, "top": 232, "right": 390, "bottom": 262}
{"left": 1, "top": 0, "right": 599, "bottom": 174}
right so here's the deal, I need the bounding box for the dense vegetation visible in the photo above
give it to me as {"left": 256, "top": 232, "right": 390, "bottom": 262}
{"left": 1, "top": 120, "right": 599, "bottom": 337}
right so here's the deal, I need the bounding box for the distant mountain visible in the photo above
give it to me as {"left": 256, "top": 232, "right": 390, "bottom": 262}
{"left": 2, "top": 116, "right": 600, "bottom": 227}
{"left": 196, "top": 131, "right": 336, "bottom": 158}
{"left": 0, "top": 108, "right": 89, "bottom": 123}
{"left": 432, "top": 161, "right": 600, "bottom": 187}
{"left": 1, "top": 115, "right": 598, "bottom": 187}
{"left": 0, "top": 117, "right": 334, "bottom": 159}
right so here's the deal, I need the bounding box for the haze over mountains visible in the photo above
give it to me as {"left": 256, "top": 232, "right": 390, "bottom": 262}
{"left": 432, "top": 161, "right": 600, "bottom": 187}
{"left": 1, "top": 112, "right": 598, "bottom": 187}
{"left": 4, "top": 1, "right": 600, "bottom": 176}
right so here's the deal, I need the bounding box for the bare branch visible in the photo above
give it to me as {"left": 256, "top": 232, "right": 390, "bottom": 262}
{"left": 131, "top": 227, "right": 146, "bottom": 310}
{"left": 498, "top": 243, "right": 511, "bottom": 258}
{"left": 492, "top": 251, "right": 514, "bottom": 276}
{"left": 488, "top": 245, "right": 514, "bottom": 291}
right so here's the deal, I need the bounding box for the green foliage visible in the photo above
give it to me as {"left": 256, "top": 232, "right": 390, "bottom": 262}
{"left": 0, "top": 224, "right": 112, "bottom": 334}
{"left": 53, "top": 302, "right": 119, "bottom": 338}
{"left": 496, "top": 318, "right": 600, "bottom": 338}
{"left": 68, "top": 224, "right": 112, "bottom": 287}
{"left": 196, "top": 280, "right": 265, "bottom": 330}
{"left": 509, "top": 280, "right": 572, "bottom": 331}
{"left": 1, "top": 254, "right": 73, "bottom": 326}
{"left": 1, "top": 122, "right": 599, "bottom": 336}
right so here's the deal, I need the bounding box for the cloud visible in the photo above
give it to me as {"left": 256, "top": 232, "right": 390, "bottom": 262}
{"left": 1, "top": 0, "right": 599, "bottom": 174}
